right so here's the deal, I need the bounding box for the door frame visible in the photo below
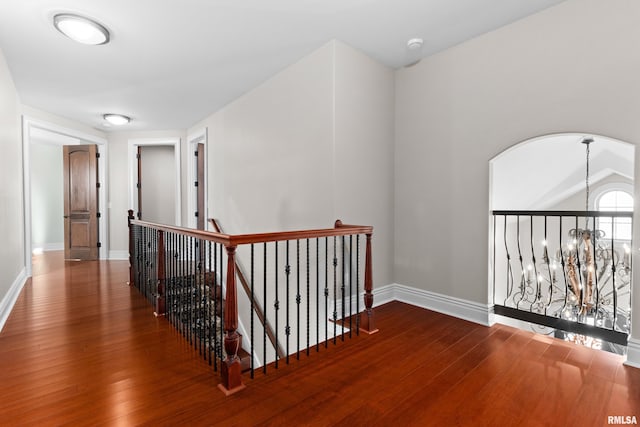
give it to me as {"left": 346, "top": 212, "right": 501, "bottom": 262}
{"left": 128, "top": 137, "right": 181, "bottom": 226}
{"left": 22, "top": 116, "right": 109, "bottom": 277}
{"left": 187, "top": 128, "right": 208, "bottom": 229}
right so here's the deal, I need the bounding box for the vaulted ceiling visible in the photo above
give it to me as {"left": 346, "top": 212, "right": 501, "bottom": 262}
{"left": 0, "top": 0, "right": 565, "bottom": 132}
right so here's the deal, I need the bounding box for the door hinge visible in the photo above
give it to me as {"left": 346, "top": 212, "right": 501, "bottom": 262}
{"left": 137, "top": 212, "right": 141, "bottom": 219}
{"left": 136, "top": 182, "right": 141, "bottom": 189}
{"left": 136, "top": 153, "right": 141, "bottom": 160}
{"left": 97, "top": 212, "right": 101, "bottom": 218}
{"left": 97, "top": 242, "right": 102, "bottom": 248}
{"left": 195, "top": 211, "right": 199, "bottom": 217}
{"left": 194, "top": 150, "right": 199, "bottom": 157}
{"left": 96, "top": 152, "right": 101, "bottom": 159}
{"left": 194, "top": 181, "right": 198, "bottom": 187}
{"left": 96, "top": 182, "right": 101, "bottom": 188}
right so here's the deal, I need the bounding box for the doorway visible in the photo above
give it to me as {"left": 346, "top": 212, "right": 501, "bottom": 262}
{"left": 128, "top": 138, "right": 181, "bottom": 226}
{"left": 138, "top": 145, "right": 176, "bottom": 224}
{"left": 22, "top": 117, "right": 108, "bottom": 276}
{"left": 187, "top": 128, "right": 208, "bottom": 230}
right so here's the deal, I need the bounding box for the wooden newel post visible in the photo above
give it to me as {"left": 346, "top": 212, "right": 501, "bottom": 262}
{"left": 154, "top": 230, "right": 166, "bottom": 317}
{"left": 359, "top": 233, "right": 378, "bottom": 334}
{"left": 218, "top": 245, "right": 245, "bottom": 395}
{"left": 128, "top": 209, "right": 135, "bottom": 287}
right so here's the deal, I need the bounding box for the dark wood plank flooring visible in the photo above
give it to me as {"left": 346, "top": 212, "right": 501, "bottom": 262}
{"left": 0, "top": 251, "right": 638, "bottom": 426}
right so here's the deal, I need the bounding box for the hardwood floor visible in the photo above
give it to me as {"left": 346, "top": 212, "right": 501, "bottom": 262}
{"left": 0, "top": 251, "right": 638, "bottom": 426}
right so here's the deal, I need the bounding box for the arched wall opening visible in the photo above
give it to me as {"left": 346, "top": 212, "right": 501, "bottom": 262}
{"left": 489, "top": 133, "right": 634, "bottom": 355}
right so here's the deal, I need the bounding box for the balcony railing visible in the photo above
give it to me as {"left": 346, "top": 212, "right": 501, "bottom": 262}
{"left": 491, "top": 210, "right": 632, "bottom": 347}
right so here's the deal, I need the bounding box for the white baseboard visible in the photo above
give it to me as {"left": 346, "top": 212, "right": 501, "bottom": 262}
{"left": 625, "top": 338, "right": 640, "bottom": 369}
{"left": 0, "top": 268, "right": 28, "bottom": 332}
{"left": 374, "top": 283, "right": 493, "bottom": 327}
{"left": 109, "top": 250, "right": 129, "bottom": 260}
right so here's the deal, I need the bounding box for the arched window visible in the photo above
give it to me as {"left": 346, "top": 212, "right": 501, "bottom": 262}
{"left": 596, "top": 190, "right": 633, "bottom": 241}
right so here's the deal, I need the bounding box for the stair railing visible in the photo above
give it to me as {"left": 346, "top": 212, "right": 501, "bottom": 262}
{"left": 128, "top": 211, "right": 376, "bottom": 395}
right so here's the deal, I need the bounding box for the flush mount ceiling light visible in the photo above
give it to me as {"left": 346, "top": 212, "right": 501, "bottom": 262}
{"left": 53, "top": 13, "right": 110, "bottom": 45}
{"left": 103, "top": 114, "right": 130, "bottom": 125}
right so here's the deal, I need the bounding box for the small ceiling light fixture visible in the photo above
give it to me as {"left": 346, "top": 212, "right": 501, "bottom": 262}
{"left": 103, "top": 114, "right": 130, "bottom": 125}
{"left": 53, "top": 13, "right": 110, "bottom": 45}
{"left": 407, "top": 38, "right": 423, "bottom": 51}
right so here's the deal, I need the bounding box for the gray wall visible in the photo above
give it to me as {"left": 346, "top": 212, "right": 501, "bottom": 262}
{"left": 30, "top": 143, "right": 63, "bottom": 250}
{"left": 189, "top": 40, "right": 395, "bottom": 287}
{"left": 0, "top": 46, "right": 24, "bottom": 315}
{"left": 394, "top": 0, "right": 640, "bottom": 336}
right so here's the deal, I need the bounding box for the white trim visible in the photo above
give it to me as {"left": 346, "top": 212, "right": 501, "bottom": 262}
{"left": 32, "top": 243, "right": 64, "bottom": 253}
{"left": 22, "top": 116, "right": 109, "bottom": 277}
{"left": 186, "top": 128, "right": 208, "bottom": 229}
{"left": 109, "top": 250, "right": 129, "bottom": 260}
{"left": 128, "top": 137, "right": 182, "bottom": 226}
{"left": 372, "top": 284, "right": 395, "bottom": 307}
{"left": 374, "top": 283, "right": 493, "bottom": 326}
{"left": 625, "top": 338, "right": 640, "bottom": 369}
{"left": 0, "top": 269, "right": 27, "bottom": 332}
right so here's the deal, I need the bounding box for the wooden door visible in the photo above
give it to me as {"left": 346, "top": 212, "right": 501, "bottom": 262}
{"left": 196, "top": 142, "right": 205, "bottom": 230}
{"left": 63, "top": 144, "right": 98, "bottom": 260}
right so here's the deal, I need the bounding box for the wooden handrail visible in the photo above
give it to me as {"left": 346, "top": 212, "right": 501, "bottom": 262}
{"left": 209, "top": 219, "right": 286, "bottom": 361}
{"left": 129, "top": 219, "right": 373, "bottom": 247}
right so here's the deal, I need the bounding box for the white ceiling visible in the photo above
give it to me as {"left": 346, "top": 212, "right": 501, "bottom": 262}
{"left": 0, "top": 0, "right": 565, "bottom": 132}
{"left": 491, "top": 134, "right": 635, "bottom": 210}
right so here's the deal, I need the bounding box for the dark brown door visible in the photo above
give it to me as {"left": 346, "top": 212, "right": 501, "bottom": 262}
{"left": 63, "top": 144, "right": 98, "bottom": 260}
{"left": 196, "top": 142, "right": 205, "bottom": 230}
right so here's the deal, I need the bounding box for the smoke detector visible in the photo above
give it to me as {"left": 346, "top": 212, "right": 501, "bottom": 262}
{"left": 407, "top": 38, "right": 423, "bottom": 50}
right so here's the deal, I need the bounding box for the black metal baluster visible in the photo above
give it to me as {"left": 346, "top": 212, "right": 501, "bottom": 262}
{"left": 316, "top": 238, "right": 320, "bottom": 351}
{"left": 611, "top": 215, "right": 617, "bottom": 331}
{"left": 591, "top": 214, "right": 599, "bottom": 324}
{"left": 341, "top": 235, "right": 345, "bottom": 341}
{"left": 544, "top": 216, "right": 553, "bottom": 315}
{"left": 219, "top": 240, "right": 223, "bottom": 363}
{"left": 263, "top": 242, "right": 267, "bottom": 374}
{"left": 207, "top": 240, "right": 213, "bottom": 366}
{"left": 530, "top": 215, "right": 540, "bottom": 312}
{"left": 188, "top": 236, "right": 193, "bottom": 346}
{"left": 296, "top": 239, "right": 300, "bottom": 360}
{"left": 250, "top": 243, "right": 254, "bottom": 379}
{"left": 516, "top": 216, "right": 525, "bottom": 309}
{"left": 274, "top": 241, "right": 279, "bottom": 369}
{"left": 574, "top": 216, "right": 585, "bottom": 319}
{"left": 325, "top": 237, "right": 329, "bottom": 349}
{"left": 503, "top": 216, "right": 514, "bottom": 304}
{"left": 213, "top": 241, "right": 218, "bottom": 370}
{"left": 285, "top": 240, "right": 290, "bottom": 364}
{"left": 197, "top": 239, "right": 202, "bottom": 356}
{"left": 559, "top": 218, "right": 569, "bottom": 312}
{"left": 333, "top": 236, "right": 337, "bottom": 345}
{"left": 356, "top": 234, "right": 360, "bottom": 334}
{"left": 306, "top": 238, "right": 310, "bottom": 355}
{"left": 349, "top": 234, "right": 353, "bottom": 338}
{"left": 496, "top": 214, "right": 500, "bottom": 308}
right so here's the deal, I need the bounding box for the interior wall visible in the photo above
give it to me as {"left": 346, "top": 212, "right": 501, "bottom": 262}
{"left": 189, "top": 40, "right": 395, "bottom": 287}
{"left": 393, "top": 0, "right": 640, "bottom": 340}
{"left": 30, "top": 143, "right": 63, "bottom": 250}
{"left": 0, "top": 45, "right": 24, "bottom": 312}
{"left": 334, "top": 41, "right": 395, "bottom": 288}
{"left": 139, "top": 145, "right": 176, "bottom": 225}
